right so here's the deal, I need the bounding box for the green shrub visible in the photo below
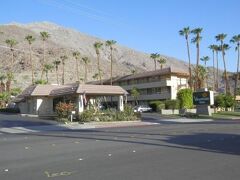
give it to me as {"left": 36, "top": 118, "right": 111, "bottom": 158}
{"left": 215, "top": 93, "right": 235, "bottom": 110}
{"left": 177, "top": 88, "right": 193, "bottom": 109}
{"left": 165, "top": 100, "right": 180, "bottom": 110}
{"left": 79, "top": 108, "right": 96, "bottom": 122}
{"left": 149, "top": 101, "right": 165, "bottom": 112}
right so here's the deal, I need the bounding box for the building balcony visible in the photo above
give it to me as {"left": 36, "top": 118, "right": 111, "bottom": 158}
{"left": 121, "top": 80, "right": 171, "bottom": 90}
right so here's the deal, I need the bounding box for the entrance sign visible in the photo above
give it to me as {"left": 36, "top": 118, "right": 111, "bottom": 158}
{"left": 193, "top": 91, "right": 214, "bottom": 105}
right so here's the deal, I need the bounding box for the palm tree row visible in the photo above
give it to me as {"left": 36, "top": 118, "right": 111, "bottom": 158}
{"left": 150, "top": 53, "right": 167, "bottom": 70}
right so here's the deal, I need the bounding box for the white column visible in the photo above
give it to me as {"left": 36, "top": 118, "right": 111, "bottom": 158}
{"left": 78, "top": 95, "right": 84, "bottom": 113}
{"left": 36, "top": 98, "right": 43, "bottom": 115}
{"left": 118, "top": 95, "right": 124, "bottom": 111}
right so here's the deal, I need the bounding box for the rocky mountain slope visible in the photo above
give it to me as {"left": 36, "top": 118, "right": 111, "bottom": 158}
{"left": 0, "top": 22, "right": 190, "bottom": 89}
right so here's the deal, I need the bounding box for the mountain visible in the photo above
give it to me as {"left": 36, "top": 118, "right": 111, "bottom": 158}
{"left": 0, "top": 21, "right": 230, "bottom": 91}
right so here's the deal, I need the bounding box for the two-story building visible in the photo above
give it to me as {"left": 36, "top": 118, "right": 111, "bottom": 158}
{"left": 89, "top": 67, "right": 189, "bottom": 105}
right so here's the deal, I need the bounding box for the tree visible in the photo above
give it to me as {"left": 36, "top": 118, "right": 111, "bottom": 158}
{"left": 60, "top": 55, "right": 68, "bottom": 85}
{"left": 131, "top": 69, "right": 136, "bottom": 74}
{"left": 131, "top": 87, "right": 140, "bottom": 105}
{"left": 191, "top": 28, "right": 203, "bottom": 89}
{"left": 40, "top": 31, "right": 50, "bottom": 80}
{"left": 157, "top": 57, "right": 166, "bottom": 70}
{"left": 197, "top": 65, "right": 207, "bottom": 88}
{"left": 82, "top": 56, "right": 90, "bottom": 83}
{"left": 179, "top": 27, "right": 192, "bottom": 89}
{"left": 25, "top": 35, "right": 36, "bottom": 84}
{"left": 0, "top": 74, "right": 6, "bottom": 93}
{"left": 177, "top": 88, "right": 193, "bottom": 109}
{"left": 208, "top": 45, "right": 217, "bottom": 90}
{"left": 53, "top": 60, "right": 61, "bottom": 84}
{"left": 5, "top": 39, "right": 17, "bottom": 92}
{"left": 200, "top": 56, "right": 210, "bottom": 87}
{"left": 214, "top": 45, "right": 221, "bottom": 90}
{"left": 106, "top": 40, "right": 117, "bottom": 85}
{"left": 230, "top": 34, "right": 240, "bottom": 98}
{"left": 43, "top": 64, "right": 53, "bottom": 83}
{"left": 150, "top": 53, "right": 160, "bottom": 71}
{"left": 72, "top": 51, "right": 81, "bottom": 82}
{"left": 94, "top": 42, "right": 103, "bottom": 84}
{"left": 216, "top": 33, "right": 230, "bottom": 94}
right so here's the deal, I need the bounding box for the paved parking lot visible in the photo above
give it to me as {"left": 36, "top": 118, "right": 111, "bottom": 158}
{"left": 0, "top": 113, "right": 240, "bottom": 180}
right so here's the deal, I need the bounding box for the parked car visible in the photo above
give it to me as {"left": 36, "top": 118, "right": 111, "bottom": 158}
{"left": 134, "top": 105, "right": 152, "bottom": 113}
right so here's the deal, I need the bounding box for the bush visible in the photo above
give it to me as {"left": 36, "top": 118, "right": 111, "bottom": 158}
{"left": 79, "top": 108, "right": 96, "bottom": 122}
{"left": 165, "top": 100, "right": 180, "bottom": 110}
{"left": 55, "top": 102, "right": 74, "bottom": 120}
{"left": 215, "top": 93, "right": 235, "bottom": 110}
{"left": 177, "top": 88, "right": 193, "bottom": 109}
{"left": 149, "top": 101, "right": 165, "bottom": 112}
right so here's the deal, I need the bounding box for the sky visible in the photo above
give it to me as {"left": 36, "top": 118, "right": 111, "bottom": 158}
{"left": 0, "top": 0, "right": 240, "bottom": 72}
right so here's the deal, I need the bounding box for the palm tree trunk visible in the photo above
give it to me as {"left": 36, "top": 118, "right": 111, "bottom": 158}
{"left": 29, "top": 44, "right": 34, "bottom": 84}
{"left": 46, "top": 71, "right": 48, "bottom": 83}
{"left": 84, "top": 63, "right": 87, "bottom": 83}
{"left": 161, "top": 64, "right": 163, "bottom": 70}
{"left": 41, "top": 41, "right": 45, "bottom": 80}
{"left": 154, "top": 59, "right": 156, "bottom": 71}
{"left": 212, "top": 50, "right": 215, "bottom": 91}
{"left": 196, "top": 43, "right": 200, "bottom": 89}
{"left": 56, "top": 67, "right": 59, "bottom": 84}
{"left": 186, "top": 37, "right": 192, "bottom": 89}
{"left": 205, "top": 61, "right": 208, "bottom": 88}
{"left": 221, "top": 42, "right": 230, "bottom": 94}
{"left": 97, "top": 53, "right": 102, "bottom": 84}
{"left": 234, "top": 44, "right": 240, "bottom": 97}
{"left": 62, "top": 64, "right": 65, "bottom": 85}
{"left": 76, "top": 58, "right": 79, "bottom": 81}
{"left": 216, "top": 50, "right": 219, "bottom": 90}
{"left": 110, "top": 48, "right": 113, "bottom": 85}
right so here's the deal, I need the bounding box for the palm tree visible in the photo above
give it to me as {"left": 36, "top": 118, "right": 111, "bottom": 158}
{"left": 43, "top": 64, "right": 53, "bottom": 83}
{"left": 72, "top": 51, "right": 81, "bottom": 82}
{"left": 216, "top": 33, "right": 230, "bottom": 94}
{"left": 93, "top": 42, "right": 103, "bottom": 84}
{"left": 5, "top": 39, "right": 17, "bottom": 92}
{"left": 106, "top": 40, "right": 117, "bottom": 85}
{"left": 25, "top": 35, "right": 36, "bottom": 84}
{"left": 82, "top": 56, "right": 90, "bottom": 83}
{"left": 60, "top": 55, "right": 68, "bottom": 85}
{"left": 40, "top": 31, "right": 50, "bottom": 80}
{"left": 131, "top": 69, "right": 136, "bottom": 74}
{"left": 214, "top": 45, "right": 221, "bottom": 90}
{"left": 150, "top": 53, "right": 160, "bottom": 71}
{"left": 131, "top": 87, "right": 140, "bottom": 106}
{"left": 208, "top": 45, "right": 218, "bottom": 90}
{"left": 179, "top": 27, "right": 192, "bottom": 89}
{"left": 200, "top": 56, "right": 210, "bottom": 87}
{"left": 53, "top": 60, "right": 61, "bottom": 84}
{"left": 191, "top": 28, "right": 203, "bottom": 89}
{"left": 230, "top": 34, "right": 240, "bottom": 97}
{"left": 157, "top": 57, "right": 167, "bottom": 70}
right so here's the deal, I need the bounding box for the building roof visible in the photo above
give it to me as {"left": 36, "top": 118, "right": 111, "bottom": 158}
{"left": 14, "top": 83, "right": 127, "bottom": 102}
{"left": 77, "top": 84, "right": 128, "bottom": 95}
{"left": 87, "top": 67, "right": 189, "bottom": 85}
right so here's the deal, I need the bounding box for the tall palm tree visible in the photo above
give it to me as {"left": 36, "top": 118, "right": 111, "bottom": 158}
{"left": 106, "top": 40, "right": 117, "bottom": 85}
{"left": 157, "top": 57, "right": 167, "bottom": 70}
{"left": 208, "top": 45, "right": 218, "bottom": 90}
{"left": 200, "top": 56, "right": 210, "bottom": 87}
{"left": 215, "top": 33, "right": 230, "bottom": 94}
{"left": 230, "top": 34, "right": 240, "bottom": 97}
{"left": 82, "top": 56, "right": 90, "bottom": 83}
{"left": 5, "top": 39, "right": 17, "bottom": 92}
{"left": 60, "top": 55, "right": 68, "bottom": 85}
{"left": 43, "top": 64, "right": 53, "bottom": 83}
{"left": 191, "top": 28, "right": 203, "bottom": 89}
{"left": 40, "top": 31, "right": 50, "bottom": 80}
{"left": 25, "top": 35, "right": 36, "bottom": 84}
{"left": 72, "top": 51, "right": 81, "bottom": 82}
{"left": 150, "top": 53, "right": 160, "bottom": 71}
{"left": 214, "top": 45, "right": 221, "bottom": 90}
{"left": 53, "top": 60, "right": 61, "bottom": 84}
{"left": 93, "top": 42, "right": 103, "bottom": 84}
{"left": 179, "top": 27, "right": 192, "bottom": 89}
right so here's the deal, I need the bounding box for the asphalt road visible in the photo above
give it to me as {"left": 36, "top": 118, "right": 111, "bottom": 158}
{"left": 0, "top": 114, "right": 240, "bottom": 180}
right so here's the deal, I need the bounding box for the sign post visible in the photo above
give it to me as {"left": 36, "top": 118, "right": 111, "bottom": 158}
{"left": 193, "top": 89, "right": 214, "bottom": 116}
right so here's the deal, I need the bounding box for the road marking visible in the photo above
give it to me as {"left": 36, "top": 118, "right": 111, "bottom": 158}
{"left": 74, "top": 141, "right": 80, "bottom": 144}
{"left": 44, "top": 171, "right": 76, "bottom": 178}
{"left": 78, "top": 158, "right": 83, "bottom": 161}
{"left": 108, "top": 154, "right": 112, "bottom": 157}
{"left": 133, "top": 150, "right": 136, "bottom": 153}
{"left": 25, "top": 147, "right": 29, "bottom": 150}
{"left": 4, "top": 169, "right": 9, "bottom": 172}
{"left": 52, "top": 144, "right": 56, "bottom": 147}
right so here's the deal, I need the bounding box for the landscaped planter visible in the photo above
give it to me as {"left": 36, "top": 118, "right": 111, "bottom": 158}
{"left": 160, "top": 109, "right": 179, "bottom": 115}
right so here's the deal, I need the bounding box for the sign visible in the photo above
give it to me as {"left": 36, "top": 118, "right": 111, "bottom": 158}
{"left": 193, "top": 91, "right": 212, "bottom": 105}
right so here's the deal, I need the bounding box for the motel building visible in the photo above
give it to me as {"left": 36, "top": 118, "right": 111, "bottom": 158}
{"left": 89, "top": 67, "right": 189, "bottom": 105}
{"left": 13, "top": 83, "right": 128, "bottom": 117}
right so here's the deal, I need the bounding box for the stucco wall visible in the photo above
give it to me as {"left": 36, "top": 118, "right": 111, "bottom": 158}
{"left": 37, "top": 97, "right": 54, "bottom": 116}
